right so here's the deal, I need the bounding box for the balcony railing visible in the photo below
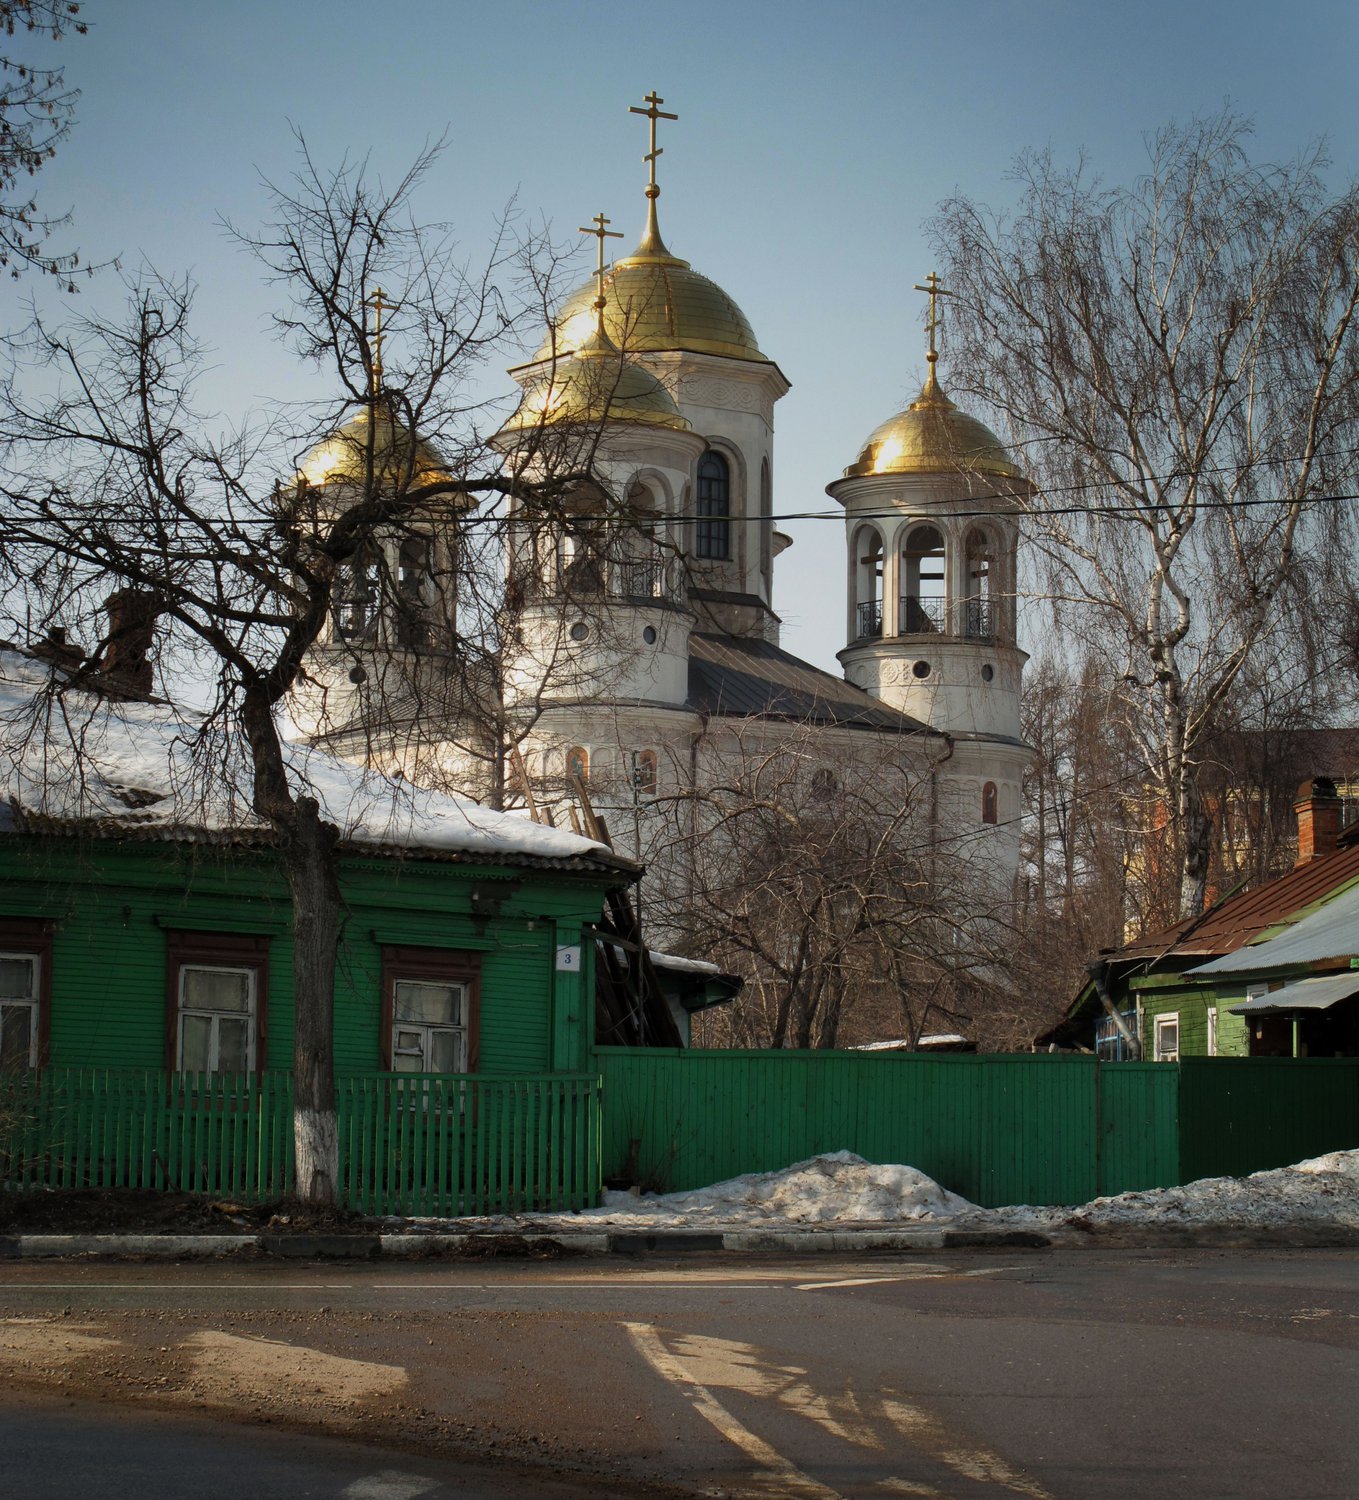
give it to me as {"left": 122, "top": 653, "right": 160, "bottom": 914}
{"left": 856, "top": 600, "right": 883, "bottom": 639}
{"left": 963, "top": 598, "right": 996, "bottom": 640}
{"left": 898, "top": 595, "right": 947, "bottom": 634}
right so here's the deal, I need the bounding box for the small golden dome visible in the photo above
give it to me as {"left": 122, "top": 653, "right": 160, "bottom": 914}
{"left": 503, "top": 323, "right": 692, "bottom": 434}
{"left": 533, "top": 213, "right": 765, "bottom": 365}
{"left": 845, "top": 371, "right": 1022, "bottom": 480}
{"left": 298, "top": 404, "right": 456, "bottom": 492}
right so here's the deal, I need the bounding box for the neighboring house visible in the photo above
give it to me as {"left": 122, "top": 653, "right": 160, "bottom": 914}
{"left": 0, "top": 648, "right": 634, "bottom": 1079}
{"left": 1045, "top": 778, "right": 1359, "bottom": 1060}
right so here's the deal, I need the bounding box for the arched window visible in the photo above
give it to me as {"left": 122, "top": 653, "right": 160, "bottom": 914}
{"left": 565, "top": 746, "right": 589, "bottom": 786}
{"left": 810, "top": 767, "right": 837, "bottom": 802}
{"left": 901, "top": 525, "right": 946, "bottom": 634}
{"left": 964, "top": 527, "right": 995, "bottom": 640}
{"left": 634, "top": 749, "right": 658, "bottom": 797}
{"left": 982, "top": 781, "right": 998, "bottom": 825}
{"left": 559, "top": 525, "right": 605, "bottom": 596}
{"left": 395, "top": 534, "right": 434, "bottom": 649}
{"left": 696, "top": 450, "right": 730, "bottom": 560}
{"left": 334, "top": 546, "right": 380, "bottom": 643}
{"left": 759, "top": 457, "right": 773, "bottom": 580}
{"left": 623, "top": 481, "right": 664, "bottom": 598}
{"left": 853, "top": 524, "right": 884, "bottom": 638}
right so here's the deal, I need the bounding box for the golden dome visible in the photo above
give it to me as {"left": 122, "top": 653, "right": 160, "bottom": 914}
{"left": 501, "top": 323, "right": 692, "bottom": 435}
{"left": 845, "top": 371, "right": 1022, "bottom": 480}
{"left": 532, "top": 210, "right": 766, "bottom": 365}
{"left": 298, "top": 403, "right": 457, "bottom": 493}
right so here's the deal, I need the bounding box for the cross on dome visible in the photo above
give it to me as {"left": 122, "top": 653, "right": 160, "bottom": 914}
{"left": 578, "top": 211, "right": 624, "bottom": 334}
{"left": 629, "top": 90, "right": 679, "bottom": 257}
{"left": 912, "top": 271, "right": 954, "bottom": 371}
{"left": 364, "top": 286, "right": 398, "bottom": 396}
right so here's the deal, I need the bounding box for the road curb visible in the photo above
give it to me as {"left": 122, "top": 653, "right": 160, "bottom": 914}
{"left": 0, "top": 1226, "right": 1049, "bottom": 1259}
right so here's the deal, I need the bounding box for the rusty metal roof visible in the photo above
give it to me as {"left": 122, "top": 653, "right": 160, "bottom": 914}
{"left": 1106, "top": 822, "right": 1359, "bottom": 970}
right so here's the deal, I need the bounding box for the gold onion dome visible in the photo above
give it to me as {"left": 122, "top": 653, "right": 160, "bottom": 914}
{"left": 844, "top": 369, "right": 1022, "bottom": 480}
{"left": 532, "top": 211, "right": 766, "bottom": 365}
{"left": 297, "top": 402, "right": 457, "bottom": 492}
{"left": 503, "top": 322, "right": 691, "bottom": 434}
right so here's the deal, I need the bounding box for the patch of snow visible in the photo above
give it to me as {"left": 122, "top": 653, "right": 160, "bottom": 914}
{"left": 980, "top": 1148, "right": 1359, "bottom": 1232}
{"left": 646, "top": 950, "right": 722, "bottom": 976}
{"left": 0, "top": 647, "right": 610, "bottom": 865}
{"left": 413, "top": 1147, "right": 1359, "bottom": 1235}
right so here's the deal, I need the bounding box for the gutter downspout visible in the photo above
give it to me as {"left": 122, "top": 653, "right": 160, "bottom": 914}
{"left": 1087, "top": 957, "right": 1142, "bottom": 1060}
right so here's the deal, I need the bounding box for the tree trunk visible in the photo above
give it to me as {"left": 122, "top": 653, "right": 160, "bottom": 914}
{"left": 284, "top": 795, "right": 343, "bottom": 1205}
{"left": 1178, "top": 786, "right": 1213, "bottom": 921}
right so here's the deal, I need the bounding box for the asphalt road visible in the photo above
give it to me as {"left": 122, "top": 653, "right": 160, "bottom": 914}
{"left": 2, "top": 1247, "right": 1356, "bottom": 1499}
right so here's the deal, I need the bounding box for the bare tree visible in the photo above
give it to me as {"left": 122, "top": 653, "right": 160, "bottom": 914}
{"left": 0, "top": 141, "right": 602, "bottom": 1202}
{"left": 931, "top": 111, "right": 1359, "bottom": 918}
{"left": 636, "top": 719, "right": 1038, "bottom": 1051}
{"left": 0, "top": 1, "right": 100, "bottom": 287}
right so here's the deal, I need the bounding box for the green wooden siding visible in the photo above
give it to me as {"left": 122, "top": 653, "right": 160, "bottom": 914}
{"left": 0, "top": 836, "right": 611, "bottom": 1080}
{"left": 1133, "top": 980, "right": 1249, "bottom": 1058}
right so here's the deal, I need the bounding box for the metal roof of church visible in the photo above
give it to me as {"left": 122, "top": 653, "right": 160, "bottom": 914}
{"left": 687, "top": 633, "right": 937, "bottom": 735}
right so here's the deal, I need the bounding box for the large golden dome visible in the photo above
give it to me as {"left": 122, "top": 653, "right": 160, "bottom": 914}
{"left": 532, "top": 213, "right": 766, "bottom": 365}
{"left": 502, "top": 324, "right": 691, "bottom": 435}
{"left": 298, "top": 403, "right": 456, "bottom": 492}
{"left": 845, "top": 371, "right": 1022, "bottom": 480}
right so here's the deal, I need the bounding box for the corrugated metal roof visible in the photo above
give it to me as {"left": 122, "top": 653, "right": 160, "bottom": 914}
{"left": 1226, "top": 973, "right": 1359, "bottom": 1013}
{"left": 687, "top": 634, "right": 936, "bottom": 735}
{"left": 1106, "top": 826, "right": 1359, "bottom": 966}
{"left": 1188, "top": 880, "right": 1359, "bottom": 975}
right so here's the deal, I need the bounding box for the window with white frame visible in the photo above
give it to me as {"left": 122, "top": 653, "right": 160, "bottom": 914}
{"left": 391, "top": 979, "right": 469, "bottom": 1073}
{"left": 382, "top": 947, "right": 481, "bottom": 1074}
{"left": 166, "top": 931, "right": 268, "bottom": 1075}
{"left": 178, "top": 964, "right": 257, "bottom": 1074}
{"left": 1153, "top": 1011, "right": 1180, "bottom": 1062}
{"left": 0, "top": 950, "right": 40, "bottom": 1070}
{"left": 1206, "top": 1005, "right": 1218, "bottom": 1056}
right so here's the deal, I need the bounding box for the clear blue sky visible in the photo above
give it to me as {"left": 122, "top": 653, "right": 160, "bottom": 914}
{"left": 10, "top": 0, "right": 1359, "bottom": 669}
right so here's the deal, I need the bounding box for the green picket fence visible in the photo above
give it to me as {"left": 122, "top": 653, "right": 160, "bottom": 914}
{"left": 0, "top": 1069, "right": 601, "bottom": 1214}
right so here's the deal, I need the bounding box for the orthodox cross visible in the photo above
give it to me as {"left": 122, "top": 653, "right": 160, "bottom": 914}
{"left": 365, "top": 287, "right": 397, "bottom": 394}
{"left": 629, "top": 90, "right": 678, "bottom": 202}
{"left": 912, "top": 272, "right": 953, "bottom": 366}
{"left": 579, "top": 211, "right": 623, "bottom": 324}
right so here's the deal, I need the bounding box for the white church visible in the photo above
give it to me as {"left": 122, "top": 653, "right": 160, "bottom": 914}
{"left": 293, "top": 97, "right": 1033, "bottom": 891}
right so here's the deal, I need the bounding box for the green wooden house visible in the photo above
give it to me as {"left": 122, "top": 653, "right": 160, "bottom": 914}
{"left": 0, "top": 648, "right": 635, "bottom": 1209}
{"left": 1046, "top": 780, "right": 1359, "bottom": 1061}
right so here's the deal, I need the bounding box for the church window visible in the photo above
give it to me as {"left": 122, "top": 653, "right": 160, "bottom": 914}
{"left": 395, "top": 534, "right": 434, "bottom": 649}
{"left": 334, "top": 546, "right": 380, "bottom": 643}
{"left": 566, "top": 746, "right": 589, "bottom": 785}
{"left": 569, "top": 621, "right": 590, "bottom": 642}
{"left": 963, "top": 527, "right": 996, "bottom": 640}
{"left": 634, "top": 749, "right": 658, "bottom": 797}
{"left": 901, "top": 526, "right": 946, "bottom": 634}
{"left": 560, "top": 526, "right": 605, "bottom": 595}
{"left": 854, "top": 524, "right": 884, "bottom": 639}
{"left": 759, "top": 457, "right": 773, "bottom": 580}
{"left": 982, "top": 781, "right": 998, "bottom": 825}
{"left": 810, "top": 767, "right": 837, "bottom": 802}
{"left": 912, "top": 660, "right": 931, "bottom": 679}
{"left": 696, "top": 451, "right": 731, "bottom": 560}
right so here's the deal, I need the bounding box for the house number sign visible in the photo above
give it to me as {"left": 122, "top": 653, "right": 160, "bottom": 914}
{"left": 555, "top": 945, "right": 582, "bottom": 972}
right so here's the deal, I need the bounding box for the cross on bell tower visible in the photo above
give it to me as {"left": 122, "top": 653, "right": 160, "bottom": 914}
{"left": 578, "top": 211, "right": 624, "bottom": 336}
{"left": 629, "top": 90, "right": 679, "bottom": 256}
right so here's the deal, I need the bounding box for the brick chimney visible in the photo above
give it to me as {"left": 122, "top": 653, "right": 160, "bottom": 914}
{"left": 1294, "top": 776, "right": 1342, "bottom": 866}
{"left": 98, "top": 589, "right": 162, "bottom": 698}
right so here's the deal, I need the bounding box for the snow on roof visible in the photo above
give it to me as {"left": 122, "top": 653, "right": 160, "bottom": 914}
{"left": 1187, "top": 880, "right": 1359, "bottom": 976}
{"left": 0, "top": 648, "right": 620, "bottom": 871}
{"left": 853, "top": 1035, "right": 969, "bottom": 1051}
{"left": 647, "top": 950, "right": 722, "bottom": 976}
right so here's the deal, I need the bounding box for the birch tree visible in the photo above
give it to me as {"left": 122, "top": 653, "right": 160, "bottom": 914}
{"left": 931, "top": 111, "right": 1359, "bottom": 918}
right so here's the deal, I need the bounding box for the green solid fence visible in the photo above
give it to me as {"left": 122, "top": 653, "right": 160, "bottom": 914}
{"left": 594, "top": 1049, "right": 1359, "bottom": 1209}
{"left": 0, "top": 1069, "right": 602, "bottom": 1215}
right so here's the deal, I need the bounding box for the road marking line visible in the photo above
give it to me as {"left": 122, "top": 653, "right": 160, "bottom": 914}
{"left": 341, "top": 1473, "right": 439, "bottom": 1499}
{"left": 882, "top": 1398, "right": 1052, "bottom": 1498}
{"left": 624, "top": 1322, "right": 844, "bottom": 1500}
{"left": 796, "top": 1276, "right": 913, "bottom": 1291}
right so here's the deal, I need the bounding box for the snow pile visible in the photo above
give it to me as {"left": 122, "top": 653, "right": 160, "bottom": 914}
{"left": 586, "top": 1151, "right": 976, "bottom": 1225}
{"left": 0, "top": 648, "right": 608, "bottom": 864}
{"left": 988, "top": 1148, "right": 1359, "bottom": 1233}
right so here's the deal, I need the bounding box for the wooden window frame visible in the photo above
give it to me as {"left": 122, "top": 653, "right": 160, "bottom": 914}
{"left": 1153, "top": 1011, "right": 1180, "bottom": 1063}
{"left": 0, "top": 917, "right": 54, "bottom": 1069}
{"left": 695, "top": 450, "right": 731, "bottom": 560}
{"left": 380, "top": 946, "right": 482, "bottom": 1074}
{"left": 164, "top": 930, "right": 269, "bottom": 1075}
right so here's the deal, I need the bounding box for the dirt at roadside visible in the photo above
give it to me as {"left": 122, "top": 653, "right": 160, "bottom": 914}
{"left": 0, "top": 1187, "right": 376, "bottom": 1236}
